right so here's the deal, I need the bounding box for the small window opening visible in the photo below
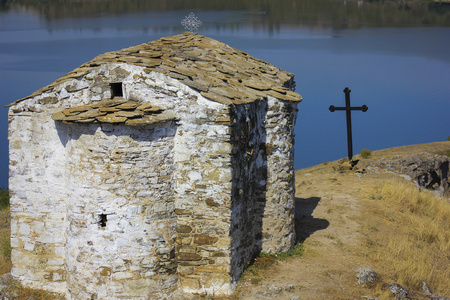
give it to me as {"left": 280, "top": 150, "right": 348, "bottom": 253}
{"left": 110, "top": 82, "right": 123, "bottom": 98}
{"left": 98, "top": 214, "right": 108, "bottom": 227}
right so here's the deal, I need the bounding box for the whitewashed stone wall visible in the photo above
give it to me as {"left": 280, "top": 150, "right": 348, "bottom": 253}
{"left": 172, "top": 108, "right": 233, "bottom": 295}
{"left": 62, "top": 122, "right": 177, "bottom": 299}
{"left": 8, "top": 61, "right": 298, "bottom": 298}
{"left": 263, "top": 97, "right": 298, "bottom": 252}
{"left": 8, "top": 111, "right": 67, "bottom": 293}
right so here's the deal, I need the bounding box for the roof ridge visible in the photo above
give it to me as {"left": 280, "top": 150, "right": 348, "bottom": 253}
{"left": 8, "top": 33, "right": 301, "bottom": 107}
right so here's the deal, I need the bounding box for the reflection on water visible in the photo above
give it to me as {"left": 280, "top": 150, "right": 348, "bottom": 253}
{"left": 0, "top": 0, "right": 449, "bottom": 188}
{"left": 2, "top": 0, "right": 450, "bottom": 30}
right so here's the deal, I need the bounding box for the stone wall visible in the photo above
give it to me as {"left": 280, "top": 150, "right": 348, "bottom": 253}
{"left": 229, "top": 100, "right": 268, "bottom": 283}
{"left": 171, "top": 102, "right": 233, "bottom": 296}
{"left": 8, "top": 61, "right": 299, "bottom": 298}
{"left": 8, "top": 111, "right": 67, "bottom": 293}
{"left": 125, "top": 64, "right": 235, "bottom": 295}
{"left": 262, "top": 97, "right": 298, "bottom": 253}
{"left": 62, "top": 122, "right": 177, "bottom": 299}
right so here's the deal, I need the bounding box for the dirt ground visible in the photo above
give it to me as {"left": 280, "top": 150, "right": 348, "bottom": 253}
{"left": 234, "top": 171, "right": 383, "bottom": 300}
{"left": 232, "top": 142, "right": 450, "bottom": 300}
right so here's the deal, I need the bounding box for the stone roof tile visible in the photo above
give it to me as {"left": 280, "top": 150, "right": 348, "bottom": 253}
{"left": 52, "top": 99, "right": 175, "bottom": 125}
{"left": 10, "top": 32, "right": 302, "bottom": 107}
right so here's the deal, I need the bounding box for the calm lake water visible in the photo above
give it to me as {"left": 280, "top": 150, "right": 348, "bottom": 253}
{"left": 1, "top": 1, "right": 449, "bottom": 188}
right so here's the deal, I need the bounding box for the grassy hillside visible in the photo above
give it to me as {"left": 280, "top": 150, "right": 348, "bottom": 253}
{"left": 239, "top": 141, "right": 450, "bottom": 299}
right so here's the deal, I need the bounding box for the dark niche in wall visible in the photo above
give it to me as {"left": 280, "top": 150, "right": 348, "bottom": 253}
{"left": 110, "top": 82, "right": 123, "bottom": 98}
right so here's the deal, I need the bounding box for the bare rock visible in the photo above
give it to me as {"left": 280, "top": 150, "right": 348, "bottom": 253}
{"left": 267, "top": 284, "right": 283, "bottom": 293}
{"left": 285, "top": 283, "right": 295, "bottom": 291}
{"left": 363, "top": 153, "right": 449, "bottom": 196}
{"left": 402, "top": 153, "right": 449, "bottom": 193}
{"left": 388, "top": 283, "right": 415, "bottom": 300}
{"left": 356, "top": 267, "right": 378, "bottom": 285}
{"left": 423, "top": 281, "right": 432, "bottom": 295}
{"left": 387, "top": 283, "right": 450, "bottom": 300}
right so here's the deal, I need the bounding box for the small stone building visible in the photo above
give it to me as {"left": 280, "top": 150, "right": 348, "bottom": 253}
{"left": 7, "top": 32, "right": 301, "bottom": 299}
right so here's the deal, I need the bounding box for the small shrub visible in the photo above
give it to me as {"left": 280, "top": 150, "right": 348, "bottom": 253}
{"left": 275, "top": 243, "right": 304, "bottom": 260}
{"left": 447, "top": 136, "right": 450, "bottom": 141}
{"left": 0, "top": 188, "right": 9, "bottom": 209}
{"left": 360, "top": 148, "right": 372, "bottom": 159}
{"left": 253, "top": 252, "right": 277, "bottom": 270}
{"left": 241, "top": 243, "right": 304, "bottom": 283}
{"left": 287, "top": 173, "right": 293, "bottom": 183}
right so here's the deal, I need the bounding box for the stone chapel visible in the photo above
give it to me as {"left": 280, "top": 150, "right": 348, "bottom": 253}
{"left": 7, "top": 32, "right": 301, "bottom": 299}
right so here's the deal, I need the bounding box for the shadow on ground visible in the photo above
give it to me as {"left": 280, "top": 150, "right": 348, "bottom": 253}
{"left": 294, "top": 197, "right": 330, "bottom": 243}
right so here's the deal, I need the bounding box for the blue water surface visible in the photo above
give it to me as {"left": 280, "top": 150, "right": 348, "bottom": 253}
{"left": 0, "top": 5, "right": 449, "bottom": 188}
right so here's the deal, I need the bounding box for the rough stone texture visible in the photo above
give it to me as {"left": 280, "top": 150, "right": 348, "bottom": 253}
{"left": 355, "top": 267, "right": 378, "bottom": 285}
{"left": 388, "top": 283, "right": 450, "bottom": 300}
{"left": 8, "top": 33, "right": 301, "bottom": 299}
{"left": 63, "top": 122, "right": 178, "bottom": 299}
{"left": 402, "top": 154, "right": 448, "bottom": 193}
{"left": 51, "top": 99, "right": 173, "bottom": 126}
{"left": 263, "top": 97, "right": 297, "bottom": 253}
{"left": 362, "top": 153, "right": 449, "bottom": 196}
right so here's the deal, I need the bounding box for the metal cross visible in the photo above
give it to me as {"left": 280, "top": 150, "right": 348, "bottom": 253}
{"left": 329, "top": 87, "right": 368, "bottom": 160}
{"left": 181, "top": 12, "right": 202, "bottom": 31}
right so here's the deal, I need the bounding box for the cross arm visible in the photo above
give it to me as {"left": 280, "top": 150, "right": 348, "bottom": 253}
{"left": 329, "top": 105, "right": 368, "bottom": 112}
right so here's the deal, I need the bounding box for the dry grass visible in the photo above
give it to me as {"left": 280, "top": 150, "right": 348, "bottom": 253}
{"left": 362, "top": 179, "right": 450, "bottom": 296}
{"left": 0, "top": 256, "right": 12, "bottom": 276}
{"left": 0, "top": 236, "right": 12, "bottom": 274}
{"left": 357, "top": 141, "right": 450, "bottom": 161}
{"left": 0, "top": 207, "right": 11, "bottom": 275}
{"left": 292, "top": 140, "right": 450, "bottom": 298}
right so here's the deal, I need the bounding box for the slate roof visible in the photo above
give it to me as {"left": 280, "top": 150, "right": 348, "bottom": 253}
{"left": 51, "top": 99, "right": 176, "bottom": 126}
{"left": 10, "top": 32, "right": 301, "bottom": 109}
